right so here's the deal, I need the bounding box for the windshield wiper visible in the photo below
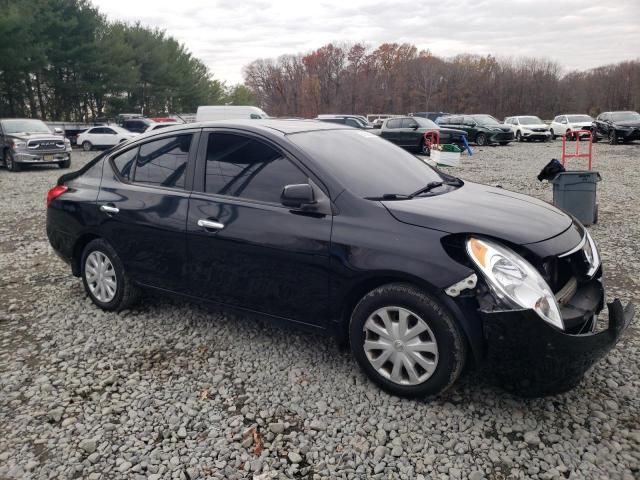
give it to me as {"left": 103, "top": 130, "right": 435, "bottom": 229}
{"left": 364, "top": 193, "right": 411, "bottom": 201}
{"left": 408, "top": 181, "right": 444, "bottom": 198}
{"left": 365, "top": 178, "right": 462, "bottom": 202}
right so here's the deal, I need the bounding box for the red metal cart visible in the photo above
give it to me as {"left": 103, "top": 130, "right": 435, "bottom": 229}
{"left": 561, "top": 129, "right": 593, "bottom": 170}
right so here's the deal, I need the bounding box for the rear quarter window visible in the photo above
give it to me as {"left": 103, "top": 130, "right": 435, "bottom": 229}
{"left": 133, "top": 134, "right": 193, "bottom": 189}
{"left": 111, "top": 147, "right": 138, "bottom": 180}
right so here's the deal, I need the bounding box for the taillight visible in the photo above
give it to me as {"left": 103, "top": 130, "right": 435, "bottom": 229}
{"left": 47, "top": 185, "right": 68, "bottom": 206}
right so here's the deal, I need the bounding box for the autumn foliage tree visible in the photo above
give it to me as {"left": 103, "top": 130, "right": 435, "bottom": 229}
{"left": 244, "top": 42, "right": 640, "bottom": 119}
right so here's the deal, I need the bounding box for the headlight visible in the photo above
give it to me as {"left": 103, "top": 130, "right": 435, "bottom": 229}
{"left": 583, "top": 231, "right": 600, "bottom": 277}
{"left": 11, "top": 140, "right": 26, "bottom": 149}
{"left": 467, "top": 237, "right": 563, "bottom": 330}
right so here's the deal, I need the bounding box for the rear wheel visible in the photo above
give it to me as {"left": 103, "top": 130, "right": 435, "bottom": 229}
{"left": 476, "top": 133, "right": 488, "bottom": 146}
{"left": 349, "top": 283, "right": 467, "bottom": 398}
{"left": 81, "top": 239, "right": 140, "bottom": 311}
{"left": 82, "top": 141, "right": 93, "bottom": 151}
{"left": 5, "top": 150, "right": 20, "bottom": 172}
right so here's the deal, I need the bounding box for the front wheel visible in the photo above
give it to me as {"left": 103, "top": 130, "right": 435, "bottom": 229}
{"left": 5, "top": 150, "right": 20, "bottom": 172}
{"left": 59, "top": 159, "right": 71, "bottom": 169}
{"left": 476, "top": 133, "right": 488, "bottom": 146}
{"left": 608, "top": 130, "right": 618, "bottom": 145}
{"left": 349, "top": 283, "right": 467, "bottom": 398}
{"left": 592, "top": 129, "right": 599, "bottom": 143}
{"left": 516, "top": 131, "right": 522, "bottom": 142}
{"left": 81, "top": 239, "right": 140, "bottom": 311}
{"left": 82, "top": 141, "right": 93, "bottom": 151}
{"left": 550, "top": 129, "right": 556, "bottom": 140}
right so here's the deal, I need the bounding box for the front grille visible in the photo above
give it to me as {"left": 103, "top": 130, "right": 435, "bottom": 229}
{"left": 495, "top": 132, "right": 514, "bottom": 140}
{"left": 532, "top": 128, "right": 547, "bottom": 132}
{"left": 28, "top": 140, "right": 65, "bottom": 150}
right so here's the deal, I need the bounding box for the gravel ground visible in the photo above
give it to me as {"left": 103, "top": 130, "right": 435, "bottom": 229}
{"left": 0, "top": 141, "right": 638, "bottom": 480}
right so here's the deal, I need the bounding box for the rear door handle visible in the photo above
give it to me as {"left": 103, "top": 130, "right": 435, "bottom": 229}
{"left": 100, "top": 204, "right": 119, "bottom": 214}
{"left": 197, "top": 219, "right": 225, "bottom": 231}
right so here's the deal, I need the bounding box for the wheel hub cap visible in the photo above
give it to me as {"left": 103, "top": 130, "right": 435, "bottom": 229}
{"left": 85, "top": 251, "right": 117, "bottom": 302}
{"left": 362, "top": 306, "right": 439, "bottom": 386}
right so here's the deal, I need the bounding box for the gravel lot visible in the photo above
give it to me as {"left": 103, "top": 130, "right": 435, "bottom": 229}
{"left": 0, "top": 141, "right": 638, "bottom": 480}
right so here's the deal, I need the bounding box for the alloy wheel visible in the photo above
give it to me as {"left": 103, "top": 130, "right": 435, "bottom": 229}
{"left": 85, "top": 251, "right": 117, "bottom": 302}
{"left": 362, "top": 306, "right": 439, "bottom": 386}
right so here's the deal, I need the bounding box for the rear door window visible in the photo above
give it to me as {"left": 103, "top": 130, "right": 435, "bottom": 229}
{"left": 386, "top": 119, "right": 402, "bottom": 129}
{"left": 401, "top": 118, "right": 419, "bottom": 128}
{"left": 133, "top": 134, "right": 193, "bottom": 189}
{"left": 204, "top": 133, "right": 307, "bottom": 204}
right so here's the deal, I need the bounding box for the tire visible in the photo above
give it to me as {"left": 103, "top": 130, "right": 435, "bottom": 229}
{"left": 5, "top": 150, "right": 20, "bottom": 172}
{"left": 516, "top": 131, "right": 522, "bottom": 142}
{"left": 420, "top": 139, "right": 430, "bottom": 156}
{"left": 82, "top": 141, "right": 93, "bottom": 151}
{"left": 81, "top": 238, "right": 140, "bottom": 311}
{"left": 591, "top": 129, "right": 599, "bottom": 143}
{"left": 349, "top": 283, "right": 467, "bottom": 398}
{"left": 475, "top": 133, "right": 488, "bottom": 146}
{"left": 550, "top": 129, "right": 556, "bottom": 140}
{"left": 59, "top": 159, "right": 71, "bottom": 169}
{"left": 608, "top": 130, "right": 618, "bottom": 145}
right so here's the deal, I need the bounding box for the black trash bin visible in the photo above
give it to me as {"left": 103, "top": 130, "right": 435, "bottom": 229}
{"left": 551, "top": 171, "right": 601, "bottom": 225}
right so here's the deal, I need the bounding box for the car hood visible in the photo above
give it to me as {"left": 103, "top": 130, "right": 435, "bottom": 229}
{"left": 9, "top": 132, "right": 62, "bottom": 141}
{"left": 613, "top": 120, "right": 640, "bottom": 128}
{"left": 484, "top": 125, "right": 512, "bottom": 132}
{"left": 382, "top": 182, "right": 572, "bottom": 245}
{"left": 569, "top": 122, "right": 593, "bottom": 128}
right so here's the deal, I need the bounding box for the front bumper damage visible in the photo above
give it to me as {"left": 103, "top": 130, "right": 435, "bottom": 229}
{"left": 481, "top": 299, "right": 634, "bottom": 397}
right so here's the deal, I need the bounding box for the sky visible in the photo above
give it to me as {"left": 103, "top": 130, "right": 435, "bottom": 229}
{"left": 92, "top": 0, "right": 640, "bottom": 85}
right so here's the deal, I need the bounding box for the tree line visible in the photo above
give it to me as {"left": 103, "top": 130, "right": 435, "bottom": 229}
{"left": 244, "top": 42, "right": 640, "bottom": 119}
{"left": 0, "top": 0, "right": 254, "bottom": 121}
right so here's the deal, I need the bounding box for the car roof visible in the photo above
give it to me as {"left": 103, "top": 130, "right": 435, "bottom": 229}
{"left": 167, "top": 119, "right": 352, "bottom": 135}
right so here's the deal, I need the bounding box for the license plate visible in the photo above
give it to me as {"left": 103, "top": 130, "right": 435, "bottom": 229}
{"left": 43, "top": 154, "right": 54, "bottom": 161}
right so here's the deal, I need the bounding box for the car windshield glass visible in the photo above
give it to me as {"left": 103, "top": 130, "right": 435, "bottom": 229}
{"left": 2, "top": 119, "right": 51, "bottom": 134}
{"left": 288, "top": 130, "right": 444, "bottom": 198}
{"left": 518, "top": 117, "right": 543, "bottom": 125}
{"left": 472, "top": 115, "right": 501, "bottom": 126}
{"left": 610, "top": 112, "right": 640, "bottom": 122}
{"left": 414, "top": 117, "right": 439, "bottom": 129}
{"left": 567, "top": 115, "right": 592, "bottom": 122}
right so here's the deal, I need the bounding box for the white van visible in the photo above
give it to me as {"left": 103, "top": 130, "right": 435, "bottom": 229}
{"left": 196, "top": 106, "right": 269, "bottom": 122}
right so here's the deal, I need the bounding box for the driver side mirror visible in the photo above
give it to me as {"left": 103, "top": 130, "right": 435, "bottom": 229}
{"left": 410, "top": 124, "right": 418, "bottom": 130}
{"left": 281, "top": 184, "right": 315, "bottom": 208}
{"left": 53, "top": 127, "right": 63, "bottom": 134}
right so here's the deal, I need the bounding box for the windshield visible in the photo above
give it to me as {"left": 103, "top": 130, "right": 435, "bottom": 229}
{"left": 472, "top": 115, "right": 501, "bottom": 126}
{"left": 414, "top": 117, "right": 439, "bottom": 129}
{"left": 518, "top": 116, "right": 544, "bottom": 125}
{"left": 1, "top": 119, "right": 51, "bottom": 134}
{"left": 289, "top": 130, "right": 443, "bottom": 198}
{"left": 567, "top": 115, "right": 592, "bottom": 122}
{"left": 610, "top": 111, "right": 640, "bottom": 122}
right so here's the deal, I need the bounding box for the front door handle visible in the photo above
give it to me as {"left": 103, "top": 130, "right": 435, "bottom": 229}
{"left": 197, "top": 219, "right": 225, "bottom": 231}
{"left": 100, "top": 204, "right": 119, "bottom": 214}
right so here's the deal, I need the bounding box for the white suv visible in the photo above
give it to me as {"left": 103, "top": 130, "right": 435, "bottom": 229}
{"left": 504, "top": 116, "right": 551, "bottom": 142}
{"left": 549, "top": 114, "right": 594, "bottom": 140}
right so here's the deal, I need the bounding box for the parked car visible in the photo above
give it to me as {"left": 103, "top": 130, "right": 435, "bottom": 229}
{"left": 144, "top": 122, "right": 180, "bottom": 133}
{"left": 76, "top": 125, "right": 137, "bottom": 151}
{"left": 591, "top": 111, "right": 640, "bottom": 144}
{"left": 437, "top": 115, "right": 514, "bottom": 145}
{"left": 371, "top": 116, "right": 467, "bottom": 154}
{"left": 1, "top": 118, "right": 71, "bottom": 172}
{"left": 504, "top": 116, "right": 551, "bottom": 142}
{"left": 196, "top": 105, "right": 269, "bottom": 122}
{"left": 410, "top": 112, "right": 450, "bottom": 122}
{"left": 316, "top": 115, "right": 371, "bottom": 128}
{"left": 122, "top": 118, "right": 152, "bottom": 133}
{"left": 549, "top": 114, "right": 594, "bottom": 140}
{"left": 46, "top": 120, "right": 633, "bottom": 397}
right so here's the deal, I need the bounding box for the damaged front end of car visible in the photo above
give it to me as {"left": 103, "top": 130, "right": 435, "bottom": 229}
{"left": 444, "top": 230, "right": 635, "bottom": 397}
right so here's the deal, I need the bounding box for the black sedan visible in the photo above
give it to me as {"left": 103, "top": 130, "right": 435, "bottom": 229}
{"left": 46, "top": 120, "right": 634, "bottom": 398}
{"left": 592, "top": 111, "right": 640, "bottom": 144}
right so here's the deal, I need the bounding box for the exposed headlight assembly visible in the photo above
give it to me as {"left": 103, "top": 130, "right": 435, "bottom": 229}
{"left": 467, "top": 237, "right": 564, "bottom": 330}
{"left": 583, "top": 230, "right": 601, "bottom": 277}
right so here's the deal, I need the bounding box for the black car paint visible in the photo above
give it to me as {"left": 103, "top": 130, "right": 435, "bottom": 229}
{"left": 47, "top": 120, "right": 633, "bottom": 394}
{"left": 592, "top": 111, "right": 640, "bottom": 143}
{"left": 437, "top": 115, "right": 514, "bottom": 144}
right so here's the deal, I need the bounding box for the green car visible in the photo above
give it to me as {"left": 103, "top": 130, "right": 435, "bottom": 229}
{"left": 437, "top": 114, "right": 514, "bottom": 146}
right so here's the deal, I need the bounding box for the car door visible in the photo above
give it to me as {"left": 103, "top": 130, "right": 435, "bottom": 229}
{"left": 102, "top": 127, "right": 120, "bottom": 147}
{"left": 186, "top": 129, "right": 333, "bottom": 327}
{"left": 400, "top": 118, "right": 420, "bottom": 147}
{"left": 383, "top": 118, "right": 402, "bottom": 144}
{"left": 96, "top": 131, "right": 199, "bottom": 292}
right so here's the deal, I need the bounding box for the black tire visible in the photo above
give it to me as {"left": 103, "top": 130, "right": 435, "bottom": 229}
{"left": 608, "top": 130, "right": 618, "bottom": 145}
{"left": 5, "top": 150, "right": 20, "bottom": 172}
{"left": 82, "top": 141, "right": 93, "bottom": 151}
{"left": 550, "top": 129, "right": 556, "bottom": 140}
{"left": 420, "top": 139, "right": 430, "bottom": 156}
{"left": 349, "top": 283, "right": 467, "bottom": 398}
{"left": 591, "top": 129, "right": 599, "bottom": 143}
{"left": 59, "top": 159, "right": 71, "bottom": 169}
{"left": 81, "top": 238, "right": 140, "bottom": 311}
{"left": 476, "top": 133, "right": 487, "bottom": 146}
{"left": 516, "top": 131, "right": 522, "bottom": 142}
